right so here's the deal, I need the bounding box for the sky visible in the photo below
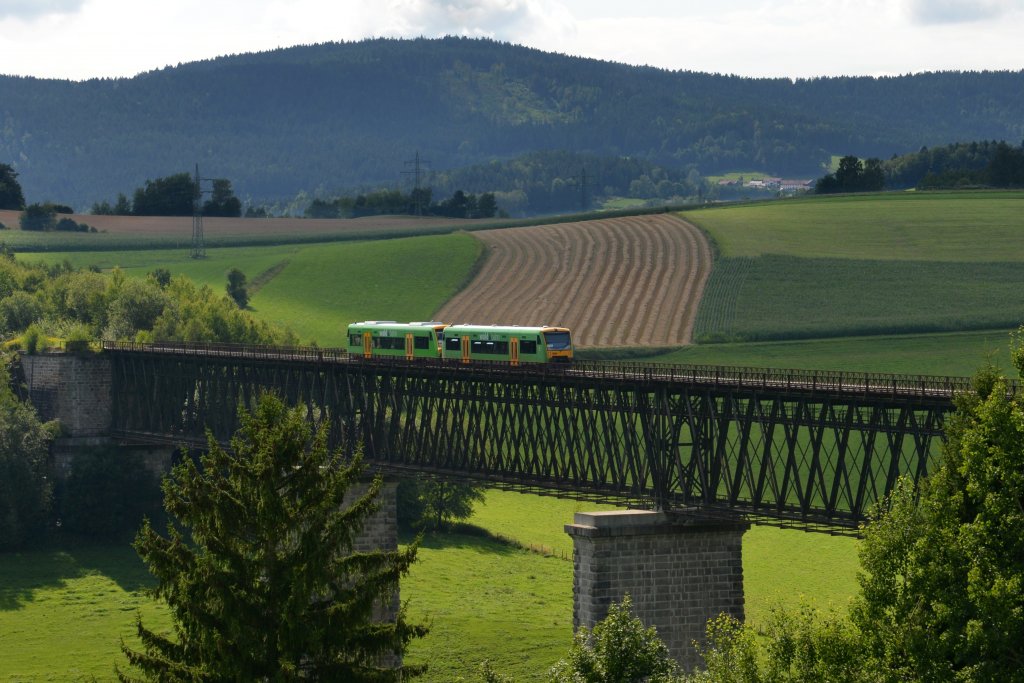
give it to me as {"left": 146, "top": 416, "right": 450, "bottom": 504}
{"left": 0, "top": 0, "right": 1022, "bottom": 81}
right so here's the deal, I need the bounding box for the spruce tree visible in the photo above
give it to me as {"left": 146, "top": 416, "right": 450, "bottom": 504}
{"left": 119, "top": 393, "right": 426, "bottom": 681}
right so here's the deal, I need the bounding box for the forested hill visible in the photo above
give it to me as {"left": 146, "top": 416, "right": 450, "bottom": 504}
{"left": 2, "top": 36, "right": 1024, "bottom": 208}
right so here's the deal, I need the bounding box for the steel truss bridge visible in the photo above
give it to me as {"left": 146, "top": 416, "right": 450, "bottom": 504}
{"left": 104, "top": 342, "right": 993, "bottom": 534}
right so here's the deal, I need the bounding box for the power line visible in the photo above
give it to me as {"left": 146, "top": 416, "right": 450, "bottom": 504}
{"left": 567, "top": 165, "right": 592, "bottom": 212}
{"left": 192, "top": 163, "right": 214, "bottom": 259}
{"left": 401, "top": 151, "right": 430, "bottom": 216}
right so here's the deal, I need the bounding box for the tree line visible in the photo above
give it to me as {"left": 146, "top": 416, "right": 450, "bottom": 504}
{"left": 92, "top": 172, "right": 242, "bottom": 217}
{"left": 816, "top": 141, "right": 1024, "bottom": 194}
{"left": 305, "top": 187, "right": 499, "bottom": 219}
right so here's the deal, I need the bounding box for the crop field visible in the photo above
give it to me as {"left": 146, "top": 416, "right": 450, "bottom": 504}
{"left": 435, "top": 214, "right": 711, "bottom": 347}
{"left": 0, "top": 209, "right": 489, "bottom": 252}
{"left": 683, "top": 191, "right": 1024, "bottom": 343}
{"left": 692, "top": 255, "right": 1024, "bottom": 342}
{"left": 685, "top": 191, "right": 1024, "bottom": 261}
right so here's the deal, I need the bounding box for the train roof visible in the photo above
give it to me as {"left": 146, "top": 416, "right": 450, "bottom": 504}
{"left": 444, "top": 324, "right": 570, "bottom": 335}
{"left": 348, "top": 321, "right": 447, "bottom": 331}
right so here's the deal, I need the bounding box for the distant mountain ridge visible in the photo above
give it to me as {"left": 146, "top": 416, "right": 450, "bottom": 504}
{"left": 1, "top": 37, "right": 1023, "bottom": 208}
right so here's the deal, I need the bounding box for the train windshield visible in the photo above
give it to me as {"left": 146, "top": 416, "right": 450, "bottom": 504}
{"left": 544, "top": 331, "right": 572, "bottom": 350}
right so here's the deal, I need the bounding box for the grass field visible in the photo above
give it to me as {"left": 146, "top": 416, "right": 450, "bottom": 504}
{"left": 640, "top": 328, "right": 1019, "bottom": 377}
{"left": 22, "top": 234, "right": 483, "bottom": 346}
{"left": 682, "top": 191, "right": 1024, "bottom": 343}
{"left": 0, "top": 492, "right": 858, "bottom": 683}
{"left": 684, "top": 191, "right": 1024, "bottom": 261}
{"left": 692, "top": 255, "right": 1024, "bottom": 342}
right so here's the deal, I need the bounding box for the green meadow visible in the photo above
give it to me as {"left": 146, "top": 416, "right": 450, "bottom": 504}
{"left": 642, "top": 328, "right": 1018, "bottom": 377}
{"left": 684, "top": 191, "right": 1024, "bottom": 343}
{"left": 22, "top": 234, "right": 483, "bottom": 346}
{"left": 0, "top": 493, "right": 858, "bottom": 683}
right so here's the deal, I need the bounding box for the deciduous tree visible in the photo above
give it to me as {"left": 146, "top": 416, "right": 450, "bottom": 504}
{"left": 852, "top": 356, "right": 1024, "bottom": 682}
{"left": 202, "top": 179, "right": 242, "bottom": 217}
{"left": 226, "top": 267, "right": 248, "bottom": 309}
{"left": 120, "top": 393, "right": 427, "bottom": 681}
{"left": 0, "top": 379, "right": 57, "bottom": 550}
{"left": 549, "top": 594, "right": 681, "bottom": 683}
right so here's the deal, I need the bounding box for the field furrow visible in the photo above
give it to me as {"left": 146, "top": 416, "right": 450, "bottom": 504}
{"left": 434, "top": 214, "right": 712, "bottom": 347}
{"left": 638, "top": 217, "right": 676, "bottom": 344}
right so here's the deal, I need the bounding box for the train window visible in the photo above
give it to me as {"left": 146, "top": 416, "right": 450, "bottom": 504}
{"left": 445, "top": 337, "right": 462, "bottom": 352}
{"left": 471, "top": 340, "right": 509, "bottom": 355}
{"left": 349, "top": 334, "right": 362, "bottom": 346}
{"left": 520, "top": 340, "right": 537, "bottom": 354}
{"left": 414, "top": 335, "right": 430, "bottom": 350}
{"left": 374, "top": 337, "right": 405, "bottom": 350}
{"left": 544, "top": 332, "right": 571, "bottom": 350}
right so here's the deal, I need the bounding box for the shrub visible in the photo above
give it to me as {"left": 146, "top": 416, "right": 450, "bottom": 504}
{"left": 0, "top": 383, "right": 57, "bottom": 550}
{"left": 22, "top": 322, "right": 48, "bottom": 354}
{"left": 0, "top": 290, "right": 43, "bottom": 333}
{"left": 19, "top": 203, "right": 57, "bottom": 231}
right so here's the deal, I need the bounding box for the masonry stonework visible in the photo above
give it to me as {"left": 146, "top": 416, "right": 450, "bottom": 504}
{"left": 20, "top": 352, "right": 112, "bottom": 436}
{"left": 565, "top": 510, "right": 748, "bottom": 672}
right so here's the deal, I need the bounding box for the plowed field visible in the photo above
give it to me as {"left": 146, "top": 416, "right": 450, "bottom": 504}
{"left": 0, "top": 210, "right": 484, "bottom": 236}
{"left": 434, "top": 214, "right": 711, "bottom": 347}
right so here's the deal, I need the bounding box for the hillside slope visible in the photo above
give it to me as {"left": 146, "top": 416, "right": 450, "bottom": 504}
{"left": 2, "top": 37, "right": 1024, "bottom": 207}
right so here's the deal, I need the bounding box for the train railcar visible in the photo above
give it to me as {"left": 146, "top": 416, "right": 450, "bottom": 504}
{"left": 346, "top": 321, "right": 448, "bottom": 360}
{"left": 440, "top": 324, "right": 573, "bottom": 365}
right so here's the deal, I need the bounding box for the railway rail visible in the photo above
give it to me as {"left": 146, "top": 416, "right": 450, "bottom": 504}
{"left": 101, "top": 340, "right": 1010, "bottom": 401}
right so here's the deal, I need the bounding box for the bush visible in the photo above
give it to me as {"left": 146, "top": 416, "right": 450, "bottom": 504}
{"left": 0, "top": 383, "right": 57, "bottom": 550}
{"left": 55, "top": 217, "right": 92, "bottom": 232}
{"left": 0, "top": 290, "right": 43, "bottom": 333}
{"left": 19, "top": 203, "right": 57, "bottom": 231}
{"left": 226, "top": 267, "right": 248, "bottom": 308}
{"left": 57, "top": 447, "right": 163, "bottom": 541}
{"left": 64, "top": 323, "right": 93, "bottom": 354}
{"left": 22, "top": 322, "right": 48, "bottom": 354}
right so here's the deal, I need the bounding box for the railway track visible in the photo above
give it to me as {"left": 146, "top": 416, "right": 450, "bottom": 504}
{"left": 102, "top": 340, "right": 1006, "bottom": 401}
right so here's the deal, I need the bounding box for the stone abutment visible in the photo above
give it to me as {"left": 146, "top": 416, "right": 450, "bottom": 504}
{"left": 566, "top": 510, "right": 748, "bottom": 671}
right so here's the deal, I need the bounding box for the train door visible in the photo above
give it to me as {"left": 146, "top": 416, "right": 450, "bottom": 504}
{"left": 510, "top": 337, "right": 519, "bottom": 366}
{"left": 461, "top": 336, "right": 471, "bottom": 364}
{"left": 362, "top": 331, "right": 372, "bottom": 358}
{"left": 405, "top": 333, "right": 414, "bottom": 360}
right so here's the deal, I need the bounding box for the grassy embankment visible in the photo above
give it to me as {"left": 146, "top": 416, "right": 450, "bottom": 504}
{"left": 21, "top": 234, "right": 483, "bottom": 346}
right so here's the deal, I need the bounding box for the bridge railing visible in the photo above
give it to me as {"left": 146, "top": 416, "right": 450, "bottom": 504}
{"left": 103, "top": 340, "right": 350, "bottom": 363}
{"left": 568, "top": 360, "right": 993, "bottom": 398}
{"left": 101, "top": 340, "right": 1016, "bottom": 399}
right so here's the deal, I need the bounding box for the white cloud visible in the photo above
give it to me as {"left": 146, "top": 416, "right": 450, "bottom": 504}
{"left": 377, "top": 0, "right": 575, "bottom": 42}
{"left": 904, "top": 0, "right": 1023, "bottom": 24}
{"left": 0, "top": 0, "right": 84, "bottom": 21}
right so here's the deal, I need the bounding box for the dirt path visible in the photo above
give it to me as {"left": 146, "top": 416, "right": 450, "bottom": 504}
{"left": 434, "top": 214, "right": 712, "bottom": 347}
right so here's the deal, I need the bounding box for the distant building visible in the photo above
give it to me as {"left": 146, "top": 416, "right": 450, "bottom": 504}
{"left": 780, "top": 179, "right": 814, "bottom": 192}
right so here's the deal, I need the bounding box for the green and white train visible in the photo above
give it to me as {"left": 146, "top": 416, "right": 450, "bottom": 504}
{"left": 346, "top": 321, "right": 574, "bottom": 364}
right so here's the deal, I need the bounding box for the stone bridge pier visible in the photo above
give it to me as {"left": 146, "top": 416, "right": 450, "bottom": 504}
{"left": 566, "top": 510, "right": 748, "bottom": 671}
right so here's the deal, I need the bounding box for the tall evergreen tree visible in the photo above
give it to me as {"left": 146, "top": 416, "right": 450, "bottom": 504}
{"left": 0, "top": 163, "right": 26, "bottom": 210}
{"left": 120, "top": 393, "right": 427, "bottom": 682}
